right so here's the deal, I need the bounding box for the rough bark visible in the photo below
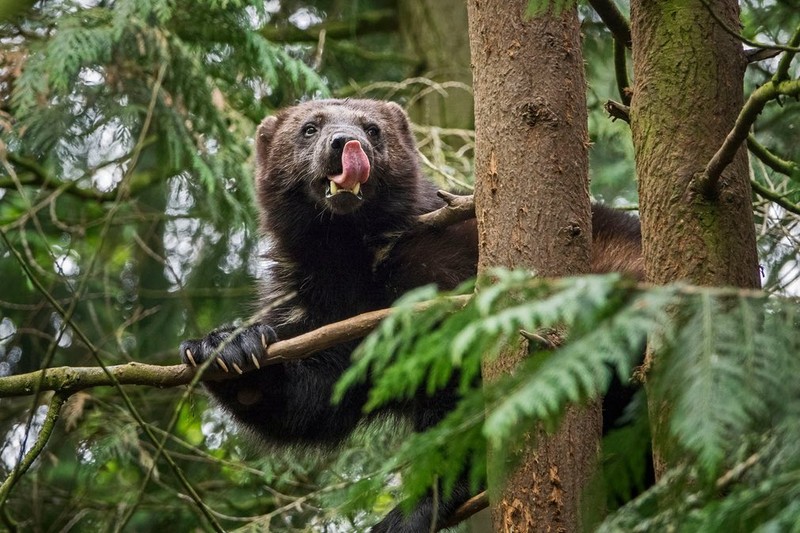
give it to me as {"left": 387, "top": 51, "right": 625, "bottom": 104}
{"left": 467, "top": 1, "right": 599, "bottom": 531}
{"left": 629, "top": 0, "right": 761, "bottom": 477}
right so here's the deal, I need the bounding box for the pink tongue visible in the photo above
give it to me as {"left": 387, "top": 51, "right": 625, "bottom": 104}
{"left": 329, "top": 140, "right": 370, "bottom": 189}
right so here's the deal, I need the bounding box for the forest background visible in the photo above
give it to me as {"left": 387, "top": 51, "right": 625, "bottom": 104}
{"left": 0, "top": 0, "right": 799, "bottom": 531}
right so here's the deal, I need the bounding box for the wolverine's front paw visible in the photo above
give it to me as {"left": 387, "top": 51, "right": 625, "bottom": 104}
{"left": 180, "top": 323, "right": 277, "bottom": 374}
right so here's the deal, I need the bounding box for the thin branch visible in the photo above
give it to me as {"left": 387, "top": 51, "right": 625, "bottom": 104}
{"left": 520, "top": 329, "right": 558, "bottom": 350}
{"left": 416, "top": 191, "right": 475, "bottom": 230}
{"left": 604, "top": 100, "right": 630, "bottom": 123}
{"left": 258, "top": 9, "right": 397, "bottom": 43}
{"left": 747, "top": 134, "right": 800, "bottom": 179}
{"left": 0, "top": 279, "right": 782, "bottom": 400}
{"left": 773, "top": 24, "right": 800, "bottom": 82}
{"left": 699, "top": 0, "right": 800, "bottom": 54}
{"left": 745, "top": 48, "right": 782, "bottom": 64}
{"left": 587, "top": 0, "right": 631, "bottom": 47}
{"left": 327, "top": 39, "right": 419, "bottom": 66}
{"left": 750, "top": 179, "right": 800, "bottom": 216}
{"left": 702, "top": 79, "right": 800, "bottom": 195}
{"left": 715, "top": 452, "right": 761, "bottom": 491}
{"left": 0, "top": 393, "right": 67, "bottom": 506}
{"left": 438, "top": 491, "right": 488, "bottom": 530}
{"left": 367, "top": 192, "right": 475, "bottom": 270}
{"left": 613, "top": 39, "right": 631, "bottom": 105}
{"left": 0, "top": 151, "right": 153, "bottom": 202}
{"left": 0, "top": 297, "right": 470, "bottom": 398}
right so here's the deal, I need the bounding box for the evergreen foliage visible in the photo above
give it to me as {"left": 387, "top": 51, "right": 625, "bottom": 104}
{"left": 6, "top": 0, "right": 328, "bottom": 222}
{"left": 339, "top": 271, "right": 800, "bottom": 528}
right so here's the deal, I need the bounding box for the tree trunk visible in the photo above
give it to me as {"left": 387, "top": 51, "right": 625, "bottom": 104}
{"left": 629, "top": 0, "right": 761, "bottom": 477}
{"left": 467, "top": 1, "right": 599, "bottom": 531}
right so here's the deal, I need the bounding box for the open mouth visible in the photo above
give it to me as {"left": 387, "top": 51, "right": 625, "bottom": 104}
{"left": 325, "top": 181, "right": 362, "bottom": 199}
{"left": 325, "top": 139, "right": 369, "bottom": 203}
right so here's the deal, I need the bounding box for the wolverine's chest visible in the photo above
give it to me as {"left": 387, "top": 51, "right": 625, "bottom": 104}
{"left": 277, "top": 244, "right": 391, "bottom": 326}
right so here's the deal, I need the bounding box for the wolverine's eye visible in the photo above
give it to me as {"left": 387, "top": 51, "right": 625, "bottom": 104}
{"left": 302, "top": 124, "right": 318, "bottom": 137}
{"left": 365, "top": 125, "right": 380, "bottom": 139}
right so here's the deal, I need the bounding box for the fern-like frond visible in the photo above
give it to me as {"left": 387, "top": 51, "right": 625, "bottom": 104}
{"left": 482, "top": 283, "right": 671, "bottom": 451}
{"left": 339, "top": 272, "right": 666, "bottom": 505}
{"left": 341, "top": 270, "right": 800, "bottom": 526}
{"left": 602, "top": 293, "right": 800, "bottom": 531}
{"left": 7, "top": 0, "right": 328, "bottom": 224}
{"left": 655, "top": 293, "right": 791, "bottom": 477}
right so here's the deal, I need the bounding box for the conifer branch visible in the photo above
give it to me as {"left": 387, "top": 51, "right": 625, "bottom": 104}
{"left": 702, "top": 79, "right": 800, "bottom": 196}
{"left": 750, "top": 179, "right": 800, "bottom": 216}
{"left": 699, "top": 0, "right": 800, "bottom": 55}
{"left": 0, "top": 392, "right": 66, "bottom": 507}
{"left": 588, "top": 0, "right": 631, "bottom": 47}
{"left": 259, "top": 9, "right": 398, "bottom": 43}
{"left": 773, "top": 24, "right": 800, "bottom": 81}
{"left": 0, "top": 151, "right": 154, "bottom": 202}
{"left": 715, "top": 452, "right": 761, "bottom": 491}
{"left": 614, "top": 40, "right": 631, "bottom": 105}
{"left": 439, "top": 491, "right": 488, "bottom": 529}
{"left": 604, "top": 100, "right": 630, "bottom": 123}
{"left": 747, "top": 135, "right": 800, "bottom": 179}
{"left": 416, "top": 191, "right": 475, "bottom": 230}
{"left": 0, "top": 153, "right": 113, "bottom": 201}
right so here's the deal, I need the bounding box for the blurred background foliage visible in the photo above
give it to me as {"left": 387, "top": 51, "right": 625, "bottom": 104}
{"left": 0, "top": 0, "right": 798, "bottom": 531}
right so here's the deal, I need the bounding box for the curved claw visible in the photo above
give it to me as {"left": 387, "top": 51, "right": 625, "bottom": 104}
{"left": 185, "top": 348, "right": 197, "bottom": 367}
{"left": 180, "top": 323, "right": 277, "bottom": 374}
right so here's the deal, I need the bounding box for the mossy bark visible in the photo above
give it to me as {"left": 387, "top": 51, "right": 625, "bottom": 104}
{"left": 630, "top": 0, "right": 760, "bottom": 477}
{"left": 467, "top": 1, "right": 598, "bottom": 530}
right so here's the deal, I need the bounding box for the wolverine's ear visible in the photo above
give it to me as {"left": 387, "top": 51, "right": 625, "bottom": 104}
{"left": 383, "top": 101, "right": 411, "bottom": 134}
{"left": 256, "top": 115, "right": 278, "bottom": 166}
{"left": 257, "top": 115, "right": 278, "bottom": 148}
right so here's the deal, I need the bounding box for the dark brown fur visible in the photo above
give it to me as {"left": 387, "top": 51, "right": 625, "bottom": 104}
{"left": 181, "top": 99, "right": 642, "bottom": 532}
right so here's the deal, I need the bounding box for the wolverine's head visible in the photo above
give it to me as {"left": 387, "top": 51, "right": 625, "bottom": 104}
{"left": 255, "top": 99, "right": 420, "bottom": 217}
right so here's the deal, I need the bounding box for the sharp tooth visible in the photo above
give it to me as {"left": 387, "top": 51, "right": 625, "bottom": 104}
{"left": 352, "top": 182, "right": 360, "bottom": 195}
{"left": 330, "top": 181, "right": 339, "bottom": 195}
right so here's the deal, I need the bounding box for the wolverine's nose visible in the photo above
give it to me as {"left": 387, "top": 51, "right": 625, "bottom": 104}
{"left": 330, "top": 134, "right": 358, "bottom": 152}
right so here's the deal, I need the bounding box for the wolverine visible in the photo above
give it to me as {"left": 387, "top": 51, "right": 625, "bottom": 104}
{"left": 181, "top": 99, "right": 642, "bottom": 531}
